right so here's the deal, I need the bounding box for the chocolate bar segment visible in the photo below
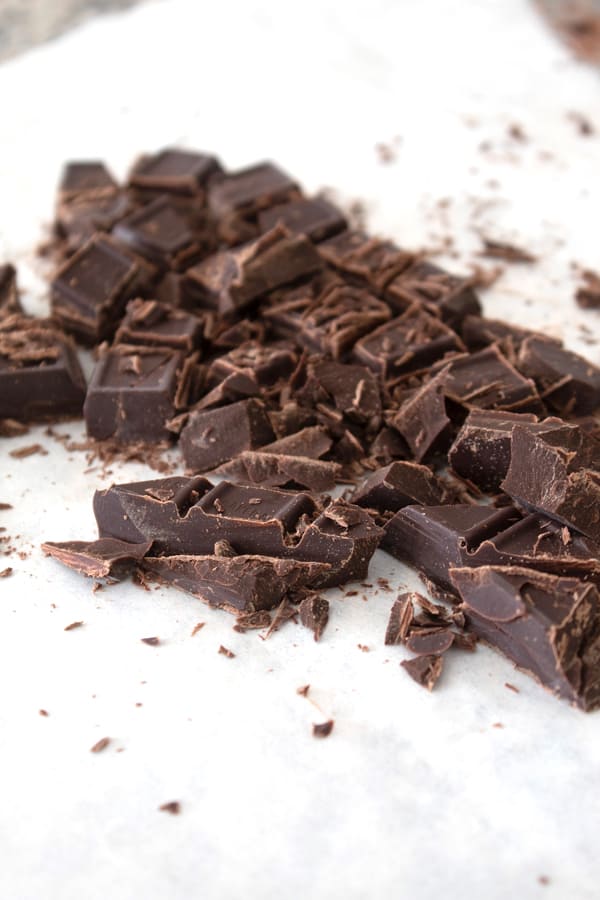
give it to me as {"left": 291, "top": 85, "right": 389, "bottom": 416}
{"left": 42, "top": 537, "right": 152, "bottom": 579}
{"left": 439, "top": 345, "right": 543, "bottom": 414}
{"left": 391, "top": 367, "right": 452, "bottom": 462}
{"left": 208, "top": 162, "right": 300, "bottom": 243}
{"left": 517, "top": 336, "right": 600, "bottom": 415}
{"left": 59, "top": 161, "right": 118, "bottom": 201}
{"left": 0, "top": 314, "right": 86, "bottom": 420}
{"left": 179, "top": 398, "right": 275, "bottom": 471}
{"left": 258, "top": 197, "right": 347, "bottom": 243}
{"left": 128, "top": 148, "right": 221, "bottom": 196}
{"left": 207, "top": 340, "right": 298, "bottom": 387}
{"left": 94, "top": 477, "right": 382, "bottom": 587}
{"left": 113, "top": 196, "right": 205, "bottom": 271}
{"left": 115, "top": 299, "right": 204, "bottom": 352}
{"left": 351, "top": 462, "right": 446, "bottom": 513}
{"left": 318, "top": 231, "right": 413, "bottom": 292}
{"left": 450, "top": 566, "right": 600, "bottom": 711}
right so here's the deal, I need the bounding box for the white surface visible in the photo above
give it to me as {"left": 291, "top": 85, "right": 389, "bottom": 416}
{"left": 1, "top": 1, "right": 600, "bottom": 898}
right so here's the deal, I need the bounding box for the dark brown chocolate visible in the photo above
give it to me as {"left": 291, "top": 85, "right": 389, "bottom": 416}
{"left": 391, "top": 367, "right": 452, "bottom": 462}
{"left": 59, "top": 161, "right": 118, "bottom": 201}
{"left": 299, "top": 594, "right": 330, "bottom": 640}
{"left": 351, "top": 461, "right": 446, "bottom": 513}
{"left": 0, "top": 264, "right": 22, "bottom": 315}
{"left": 42, "top": 538, "right": 152, "bottom": 579}
{"left": 385, "top": 260, "right": 481, "bottom": 326}
{"left": 208, "top": 162, "right": 300, "bottom": 243}
{"left": 258, "top": 196, "right": 347, "bottom": 242}
{"left": 401, "top": 654, "right": 444, "bottom": 690}
{"left": 517, "top": 336, "right": 600, "bottom": 416}
{"left": 179, "top": 398, "right": 275, "bottom": 471}
{"left": 214, "top": 451, "right": 341, "bottom": 492}
{"left": 115, "top": 299, "right": 204, "bottom": 352}
{"left": 294, "top": 358, "right": 382, "bottom": 430}
{"left": 384, "top": 594, "right": 415, "bottom": 644}
{"left": 128, "top": 148, "right": 221, "bottom": 196}
{"left": 450, "top": 566, "right": 600, "bottom": 710}
{"left": 113, "top": 196, "right": 205, "bottom": 271}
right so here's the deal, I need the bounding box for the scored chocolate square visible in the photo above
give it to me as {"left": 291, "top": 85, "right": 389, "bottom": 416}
{"left": 128, "top": 148, "right": 222, "bottom": 196}
{"left": 113, "top": 196, "right": 204, "bottom": 271}
{"left": 115, "top": 299, "right": 205, "bottom": 352}
{"left": 258, "top": 196, "right": 347, "bottom": 243}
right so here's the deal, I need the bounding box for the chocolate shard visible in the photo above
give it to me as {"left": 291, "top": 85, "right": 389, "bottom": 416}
{"left": 214, "top": 451, "right": 341, "bottom": 493}
{"left": 385, "top": 259, "right": 481, "bottom": 326}
{"left": 184, "top": 225, "right": 322, "bottom": 315}
{"left": 115, "top": 299, "right": 204, "bottom": 352}
{"left": 261, "top": 426, "right": 333, "bottom": 460}
{"left": 450, "top": 566, "right": 600, "bottom": 711}
{"left": 128, "top": 148, "right": 222, "bottom": 196}
{"left": 351, "top": 461, "right": 446, "bottom": 513}
{"left": 142, "top": 554, "right": 329, "bottom": 613}
{"left": 51, "top": 235, "right": 141, "bottom": 344}
{"left": 84, "top": 344, "right": 195, "bottom": 442}
{"left": 298, "top": 594, "right": 330, "bottom": 640}
{"left": 401, "top": 654, "right": 444, "bottom": 690}
{"left": 179, "top": 398, "right": 275, "bottom": 471}
{"left": 295, "top": 359, "right": 382, "bottom": 429}
{"left": 501, "top": 425, "right": 600, "bottom": 542}
{"left": 385, "top": 594, "right": 415, "bottom": 644}
{"left": 42, "top": 537, "right": 152, "bottom": 579}
{"left": 517, "top": 336, "right": 600, "bottom": 416}
{"left": 576, "top": 270, "right": 600, "bottom": 310}
{"left": 207, "top": 340, "right": 298, "bottom": 388}
{"left": 258, "top": 196, "right": 347, "bottom": 243}
{"left": 318, "top": 230, "right": 414, "bottom": 292}
{"left": 54, "top": 191, "right": 134, "bottom": 259}
{"left": 405, "top": 630, "right": 455, "bottom": 656}
{"left": 93, "top": 477, "right": 382, "bottom": 588}
{"left": 0, "top": 314, "right": 86, "bottom": 420}
{"left": 0, "top": 264, "right": 22, "bottom": 315}
{"left": 112, "top": 196, "right": 205, "bottom": 271}
{"left": 353, "top": 303, "right": 464, "bottom": 381}
{"left": 208, "top": 162, "right": 300, "bottom": 243}
{"left": 391, "top": 366, "right": 452, "bottom": 462}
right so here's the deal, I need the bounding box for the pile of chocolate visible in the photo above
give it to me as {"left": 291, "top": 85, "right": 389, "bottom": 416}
{"left": 2, "top": 147, "right": 600, "bottom": 710}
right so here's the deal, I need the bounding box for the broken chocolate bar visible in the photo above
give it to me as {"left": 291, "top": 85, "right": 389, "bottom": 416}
{"left": 94, "top": 476, "right": 382, "bottom": 587}
{"left": 517, "top": 336, "right": 600, "bottom": 416}
{"left": 42, "top": 538, "right": 152, "bottom": 579}
{"left": 142, "top": 554, "right": 328, "bottom": 612}
{"left": 450, "top": 566, "right": 600, "bottom": 711}
{"left": 385, "top": 260, "right": 481, "bottom": 326}
{"left": 0, "top": 314, "right": 86, "bottom": 420}
{"left": 401, "top": 654, "right": 444, "bottom": 691}
{"left": 207, "top": 340, "right": 298, "bottom": 387}
{"left": 351, "top": 461, "right": 446, "bottom": 513}
{"left": 59, "top": 161, "right": 118, "bottom": 201}
{"left": 179, "top": 398, "right": 275, "bottom": 471}
{"left": 391, "top": 367, "right": 452, "bottom": 462}
{"left": 294, "top": 358, "right": 382, "bottom": 429}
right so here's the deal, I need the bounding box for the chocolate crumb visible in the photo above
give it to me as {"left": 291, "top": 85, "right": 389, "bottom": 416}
{"left": 507, "top": 123, "right": 527, "bottom": 142}
{"left": 357, "top": 644, "right": 370, "bottom": 652}
{"left": 505, "top": 682, "right": 520, "bottom": 694}
{"left": 9, "top": 443, "right": 48, "bottom": 459}
{"left": 92, "top": 582, "right": 103, "bottom": 593}
{"left": 0, "top": 567, "right": 13, "bottom": 578}
{"left": 312, "top": 719, "right": 334, "bottom": 738}
{"left": 299, "top": 594, "right": 329, "bottom": 641}
{"left": 141, "top": 636, "right": 160, "bottom": 646}
{"left": 567, "top": 110, "right": 594, "bottom": 136}
{"left": 39, "top": 709, "right": 49, "bottom": 717}
{"left": 64, "top": 620, "right": 84, "bottom": 631}
{"left": 159, "top": 801, "right": 181, "bottom": 815}
{"left": 296, "top": 684, "right": 310, "bottom": 697}
{"left": 191, "top": 622, "right": 206, "bottom": 636}
{"left": 218, "top": 645, "right": 235, "bottom": 658}
{"left": 401, "top": 654, "right": 444, "bottom": 691}
{"left": 0, "top": 503, "right": 12, "bottom": 510}
{"left": 479, "top": 238, "right": 536, "bottom": 263}
{"left": 90, "top": 737, "right": 111, "bottom": 753}
{"left": 538, "top": 876, "right": 550, "bottom": 887}
{"left": 492, "top": 722, "right": 505, "bottom": 729}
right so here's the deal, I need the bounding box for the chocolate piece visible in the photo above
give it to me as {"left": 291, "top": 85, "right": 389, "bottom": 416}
{"left": 142, "top": 554, "right": 328, "bottom": 613}
{"left": 84, "top": 345, "right": 195, "bottom": 442}
{"left": 406, "top": 630, "right": 455, "bottom": 655}
{"left": 518, "top": 336, "right": 600, "bottom": 415}
{"left": 296, "top": 359, "right": 382, "bottom": 429}
{"left": 460, "top": 315, "right": 540, "bottom": 353}
{"left": 264, "top": 279, "right": 391, "bottom": 359}
{"left": 207, "top": 340, "right": 298, "bottom": 387}
{"left": 384, "top": 594, "right": 415, "bottom": 644}
{"left": 42, "top": 538, "right": 152, "bottom": 579}
{"left": 215, "top": 451, "right": 341, "bottom": 492}
{"left": 450, "top": 566, "right": 600, "bottom": 711}
{"left": 234, "top": 610, "right": 272, "bottom": 632}
{"left": 51, "top": 235, "right": 140, "bottom": 343}
{"left": 258, "top": 196, "right": 347, "bottom": 242}
{"left": 179, "top": 398, "right": 275, "bottom": 471}
{"left": 391, "top": 367, "right": 452, "bottom": 462}
{"left": 368, "top": 427, "right": 409, "bottom": 464}
{"left": 261, "top": 426, "right": 333, "bottom": 460}
{"left": 113, "top": 196, "right": 204, "bottom": 271}
{"left": 128, "top": 148, "right": 221, "bottom": 196}
{"left": 353, "top": 304, "right": 464, "bottom": 380}
{"left": 312, "top": 720, "right": 334, "bottom": 737}
{"left": 59, "top": 161, "right": 118, "bottom": 201}
{"left": 115, "top": 299, "right": 204, "bottom": 352}
{"left": 576, "top": 270, "right": 600, "bottom": 310}
{"left": 55, "top": 191, "right": 134, "bottom": 257}
{"left": 208, "top": 162, "right": 300, "bottom": 242}
{"left": 184, "top": 225, "right": 322, "bottom": 315}
{"left": 351, "top": 461, "right": 446, "bottom": 513}
{"left": 94, "top": 477, "right": 382, "bottom": 587}
{"left": 158, "top": 801, "right": 181, "bottom": 815}
{"left": 501, "top": 425, "right": 600, "bottom": 542}
{"left": 0, "top": 314, "right": 86, "bottom": 420}
{"left": 479, "top": 239, "right": 536, "bottom": 263}
{"left": 385, "top": 260, "right": 481, "bottom": 326}
{"left": 0, "top": 264, "right": 22, "bottom": 315}
{"left": 401, "top": 654, "right": 444, "bottom": 690}
{"left": 298, "top": 594, "right": 329, "bottom": 640}
{"left": 318, "top": 231, "right": 413, "bottom": 291}
{"left": 438, "top": 345, "right": 543, "bottom": 415}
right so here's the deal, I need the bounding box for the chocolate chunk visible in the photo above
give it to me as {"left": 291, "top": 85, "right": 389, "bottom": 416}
{"left": 385, "top": 594, "right": 415, "bottom": 644}
{"left": 401, "top": 654, "right": 444, "bottom": 690}
{"left": 438, "top": 345, "right": 543, "bottom": 415}
{"left": 215, "top": 451, "right": 341, "bottom": 492}
{"left": 51, "top": 235, "right": 141, "bottom": 343}
{"left": 59, "top": 161, "right": 118, "bottom": 201}
{"left": 141, "top": 637, "right": 160, "bottom": 646}
{"left": 450, "top": 566, "right": 600, "bottom": 711}
{"left": 518, "top": 336, "right": 600, "bottom": 415}
{"left": 385, "top": 260, "right": 481, "bottom": 326}
{"left": 261, "top": 426, "right": 333, "bottom": 460}
{"left": 42, "top": 537, "right": 152, "bottom": 579}
{"left": 207, "top": 340, "right": 298, "bottom": 387}
{"left": 94, "top": 477, "right": 382, "bottom": 588}
{"left": 391, "top": 367, "right": 452, "bottom": 462}
{"left": 312, "top": 720, "right": 334, "bottom": 738}
{"left": 0, "top": 264, "right": 22, "bottom": 315}
{"left": 233, "top": 610, "right": 272, "bottom": 632}
{"left": 113, "top": 196, "right": 205, "bottom": 271}
{"left": 208, "top": 162, "right": 300, "bottom": 243}
{"left": 142, "top": 554, "right": 329, "bottom": 613}
{"left": 258, "top": 196, "right": 347, "bottom": 242}
{"left": 298, "top": 594, "right": 330, "bottom": 640}
{"left": 115, "top": 299, "right": 204, "bottom": 352}
{"left": 0, "top": 314, "right": 86, "bottom": 420}
{"left": 184, "top": 225, "right": 322, "bottom": 315}
{"left": 264, "top": 279, "right": 391, "bottom": 359}
{"left": 179, "top": 398, "right": 275, "bottom": 471}
{"left": 448, "top": 410, "right": 541, "bottom": 492}
{"left": 501, "top": 425, "right": 600, "bottom": 542}
{"left": 295, "top": 359, "right": 382, "bottom": 429}
{"left": 55, "top": 191, "right": 134, "bottom": 258}
{"left": 158, "top": 801, "right": 181, "bottom": 815}
{"left": 318, "top": 231, "right": 413, "bottom": 291}
{"left": 128, "top": 148, "right": 221, "bottom": 196}
{"left": 84, "top": 345, "right": 195, "bottom": 442}
{"left": 353, "top": 304, "right": 464, "bottom": 380}
{"left": 90, "top": 737, "right": 111, "bottom": 753}
{"left": 351, "top": 461, "right": 446, "bottom": 513}
{"left": 460, "top": 315, "right": 540, "bottom": 353}
{"left": 405, "top": 629, "right": 455, "bottom": 655}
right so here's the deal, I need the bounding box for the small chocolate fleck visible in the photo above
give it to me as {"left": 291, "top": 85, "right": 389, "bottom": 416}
{"left": 492, "top": 722, "right": 505, "bottom": 729}
{"left": 9, "top": 443, "right": 48, "bottom": 459}
{"left": 299, "top": 594, "right": 329, "bottom": 641}
{"left": 90, "top": 737, "right": 111, "bottom": 753}
{"left": 505, "top": 682, "right": 520, "bottom": 694}
{"left": 0, "top": 567, "right": 13, "bottom": 578}
{"left": 39, "top": 709, "right": 49, "bottom": 717}
{"left": 141, "top": 636, "right": 160, "bottom": 646}
{"left": 191, "top": 622, "right": 205, "bottom": 636}
{"left": 296, "top": 684, "right": 310, "bottom": 697}
{"left": 312, "top": 719, "right": 334, "bottom": 738}
{"left": 64, "top": 620, "right": 84, "bottom": 631}
{"left": 0, "top": 503, "right": 12, "bottom": 510}
{"left": 218, "top": 645, "right": 235, "bottom": 658}
{"left": 159, "top": 801, "right": 181, "bottom": 815}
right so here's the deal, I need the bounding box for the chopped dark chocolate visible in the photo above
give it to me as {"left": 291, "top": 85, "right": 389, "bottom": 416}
{"left": 295, "top": 358, "right": 382, "bottom": 429}
{"left": 517, "top": 336, "right": 600, "bottom": 416}
{"left": 218, "top": 645, "right": 235, "bottom": 658}
{"left": 312, "top": 720, "right": 334, "bottom": 738}
{"left": 113, "top": 196, "right": 204, "bottom": 271}
{"left": 233, "top": 610, "right": 272, "bottom": 632}
{"left": 59, "top": 161, "right": 118, "bottom": 201}
{"left": 42, "top": 537, "right": 152, "bottom": 579}
{"left": 258, "top": 196, "right": 347, "bottom": 243}
{"left": 401, "top": 654, "right": 444, "bottom": 690}
{"left": 115, "top": 299, "right": 204, "bottom": 352}
{"left": 318, "top": 230, "right": 413, "bottom": 291}
{"left": 479, "top": 238, "right": 537, "bottom": 263}
{"left": 208, "top": 162, "right": 300, "bottom": 243}
{"left": 0, "top": 264, "right": 22, "bottom": 315}
{"left": 141, "top": 636, "right": 160, "bottom": 646}
{"left": 128, "top": 148, "right": 221, "bottom": 196}
{"left": 158, "top": 800, "right": 181, "bottom": 815}
{"left": 385, "top": 260, "right": 481, "bottom": 326}
{"left": 351, "top": 461, "right": 446, "bottom": 513}
{"left": 298, "top": 594, "right": 330, "bottom": 641}
{"left": 450, "top": 566, "right": 600, "bottom": 711}
{"left": 391, "top": 366, "right": 453, "bottom": 462}
{"left": 179, "top": 398, "right": 275, "bottom": 471}
{"left": 575, "top": 269, "right": 600, "bottom": 310}
{"left": 384, "top": 594, "right": 415, "bottom": 644}
{"left": 0, "top": 314, "right": 86, "bottom": 421}
{"left": 460, "top": 315, "right": 541, "bottom": 354}
{"left": 90, "top": 737, "right": 111, "bottom": 753}
{"left": 214, "top": 451, "right": 341, "bottom": 492}
{"left": 207, "top": 340, "right": 298, "bottom": 387}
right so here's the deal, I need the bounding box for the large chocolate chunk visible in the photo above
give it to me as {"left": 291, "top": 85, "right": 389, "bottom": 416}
{"left": 351, "top": 461, "right": 446, "bottom": 513}
{"left": 207, "top": 340, "right": 298, "bottom": 387}
{"left": 115, "top": 299, "right": 205, "bottom": 352}
{"left": 450, "top": 566, "right": 600, "bottom": 711}
{"left": 295, "top": 359, "right": 382, "bottom": 429}
{"left": 84, "top": 344, "right": 195, "bottom": 442}
{"left": 42, "top": 537, "right": 152, "bottom": 579}
{"left": 0, "top": 314, "right": 86, "bottom": 420}
{"left": 517, "top": 336, "right": 600, "bottom": 416}
{"left": 460, "top": 315, "right": 540, "bottom": 353}
{"left": 179, "top": 398, "right": 275, "bottom": 471}
{"left": 258, "top": 197, "right": 347, "bottom": 243}
{"left": 128, "top": 148, "right": 222, "bottom": 196}
{"left": 353, "top": 304, "right": 463, "bottom": 380}
{"left": 58, "top": 161, "right": 118, "bottom": 201}
{"left": 208, "top": 162, "right": 300, "bottom": 243}
{"left": 501, "top": 425, "right": 600, "bottom": 541}
{"left": 391, "top": 367, "right": 452, "bottom": 462}
{"left": 113, "top": 196, "right": 205, "bottom": 271}
{"left": 51, "top": 235, "right": 141, "bottom": 343}
{"left": 214, "top": 451, "right": 341, "bottom": 492}
{"left": 142, "top": 554, "right": 328, "bottom": 612}
{"left": 438, "top": 345, "right": 543, "bottom": 415}
{"left": 385, "top": 260, "right": 481, "bottom": 326}
{"left": 184, "top": 225, "right": 322, "bottom": 315}
{"left": 318, "top": 231, "right": 413, "bottom": 292}
{"left": 94, "top": 477, "right": 382, "bottom": 587}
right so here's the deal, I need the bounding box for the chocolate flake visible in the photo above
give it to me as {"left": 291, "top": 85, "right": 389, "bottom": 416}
{"left": 312, "top": 719, "right": 335, "bottom": 738}
{"left": 401, "top": 654, "right": 444, "bottom": 690}
{"left": 64, "top": 621, "right": 84, "bottom": 631}
{"left": 90, "top": 737, "right": 111, "bottom": 753}
{"left": 299, "top": 594, "right": 330, "bottom": 641}
{"left": 218, "top": 645, "right": 236, "bottom": 658}
{"left": 158, "top": 800, "right": 181, "bottom": 815}
{"left": 141, "top": 636, "right": 160, "bottom": 646}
